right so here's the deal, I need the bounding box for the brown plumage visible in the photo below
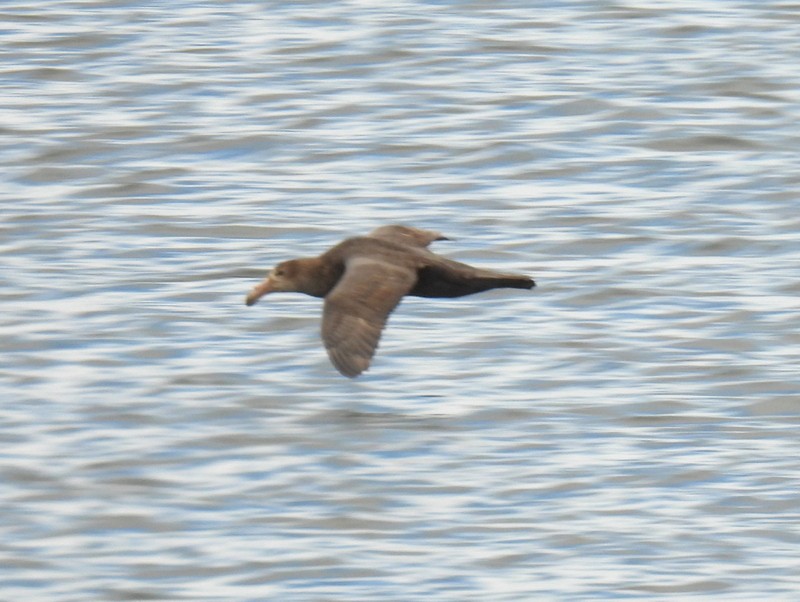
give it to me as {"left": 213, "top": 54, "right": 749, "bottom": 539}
{"left": 245, "top": 225, "right": 535, "bottom": 378}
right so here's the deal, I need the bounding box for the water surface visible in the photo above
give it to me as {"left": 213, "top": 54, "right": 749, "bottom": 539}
{"left": 2, "top": 1, "right": 800, "bottom": 600}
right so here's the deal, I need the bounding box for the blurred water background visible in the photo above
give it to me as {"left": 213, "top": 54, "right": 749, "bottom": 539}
{"left": 2, "top": 1, "right": 800, "bottom": 600}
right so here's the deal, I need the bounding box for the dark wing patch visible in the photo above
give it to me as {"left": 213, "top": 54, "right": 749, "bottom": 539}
{"left": 322, "top": 256, "right": 417, "bottom": 377}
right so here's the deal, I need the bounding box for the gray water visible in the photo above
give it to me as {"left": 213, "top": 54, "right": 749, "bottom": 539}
{"left": 3, "top": 1, "right": 800, "bottom": 600}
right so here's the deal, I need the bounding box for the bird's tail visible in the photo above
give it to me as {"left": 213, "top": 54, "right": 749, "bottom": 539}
{"left": 473, "top": 271, "right": 535, "bottom": 291}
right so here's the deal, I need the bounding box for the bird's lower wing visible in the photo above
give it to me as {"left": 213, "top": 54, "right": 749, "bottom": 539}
{"left": 322, "top": 257, "right": 417, "bottom": 377}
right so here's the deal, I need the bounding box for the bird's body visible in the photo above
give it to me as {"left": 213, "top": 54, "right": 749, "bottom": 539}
{"left": 245, "top": 225, "right": 535, "bottom": 377}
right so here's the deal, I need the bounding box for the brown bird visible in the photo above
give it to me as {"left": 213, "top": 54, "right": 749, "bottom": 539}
{"left": 245, "top": 225, "right": 535, "bottom": 378}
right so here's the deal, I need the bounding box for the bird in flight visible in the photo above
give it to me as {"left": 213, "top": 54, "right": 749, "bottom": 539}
{"left": 245, "top": 225, "right": 535, "bottom": 377}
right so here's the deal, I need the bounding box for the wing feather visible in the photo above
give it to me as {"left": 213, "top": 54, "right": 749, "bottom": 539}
{"left": 367, "top": 225, "right": 447, "bottom": 248}
{"left": 322, "top": 257, "right": 416, "bottom": 377}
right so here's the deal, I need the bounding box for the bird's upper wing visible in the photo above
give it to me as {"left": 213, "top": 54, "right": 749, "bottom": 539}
{"left": 322, "top": 256, "right": 417, "bottom": 377}
{"left": 367, "top": 225, "right": 446, "bottom": 248}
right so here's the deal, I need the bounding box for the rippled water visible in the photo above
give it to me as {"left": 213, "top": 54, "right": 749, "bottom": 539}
{"left": 3, "top": 1, "right": 800, "bottom": 600}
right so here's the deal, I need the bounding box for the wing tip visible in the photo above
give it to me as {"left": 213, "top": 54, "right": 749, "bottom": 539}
{"left": 328, "top": 349, "right": 371, "bottom": 378}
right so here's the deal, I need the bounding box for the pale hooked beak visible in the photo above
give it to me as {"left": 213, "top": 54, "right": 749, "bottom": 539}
{"left": 245, "top": 277, "right": 274, "bottom": 306}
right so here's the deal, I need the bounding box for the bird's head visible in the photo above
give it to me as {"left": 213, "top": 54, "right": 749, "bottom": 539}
{"left": 245, "top": 258, "right": 327, "bottom": 306}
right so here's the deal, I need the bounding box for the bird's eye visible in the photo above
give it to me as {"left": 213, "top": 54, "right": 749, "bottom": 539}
{"left": 273, "top": 268, "right": 283, "bottom": 277}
